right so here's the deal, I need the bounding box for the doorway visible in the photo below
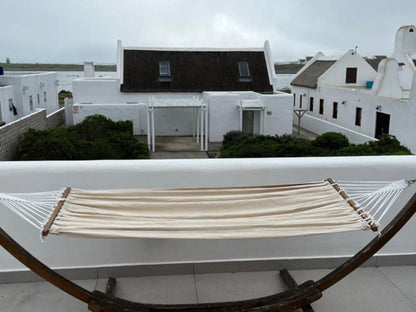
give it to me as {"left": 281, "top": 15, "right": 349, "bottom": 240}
{"left": 375, "top": 112, "right": 390, "bottom": 138}
{"left": 242, "top": 111, "right": 254, "bottom": 135}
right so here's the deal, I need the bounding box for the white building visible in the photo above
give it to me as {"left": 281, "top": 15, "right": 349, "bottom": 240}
{"left": 71, "top": 41, "right": 293, "bottom": 151}
{"left": 291, "top": 25, "right": 416, "bottom": 152}
{"left": 0, "top": 71, "right": 59, "bottom": 125}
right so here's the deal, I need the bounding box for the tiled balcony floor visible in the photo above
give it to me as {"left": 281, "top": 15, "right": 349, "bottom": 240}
{"left": 1, "top": 266, "right": 416, "bottom": 311}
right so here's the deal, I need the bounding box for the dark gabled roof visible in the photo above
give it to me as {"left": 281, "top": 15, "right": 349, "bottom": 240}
{"left": 121, "top": 50, "right": 273, "bottom": 93}
{"left": 365, "top": 58, "right": 384, "bottom": 70}
{"left": 290, "top": 60, "right": 336, "bottom": 88}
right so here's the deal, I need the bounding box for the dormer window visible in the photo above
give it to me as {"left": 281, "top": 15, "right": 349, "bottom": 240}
{"left": 238, "top": 62, "right": 251, "bottom": 82}
{"left": 159, "top": 61, "right": 171, "bottom": 82}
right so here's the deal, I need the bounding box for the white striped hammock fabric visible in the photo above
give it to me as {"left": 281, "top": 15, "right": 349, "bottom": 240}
{"left": 0, "top": 179, "right": 411, "bottom": 239}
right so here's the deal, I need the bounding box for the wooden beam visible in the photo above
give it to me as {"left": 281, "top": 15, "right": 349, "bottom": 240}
{"left": 42, "top": 187, "right": 71, "bottom": 237}
{"left": 88, "top": 281, "right": 322, "bottom": 312}
{"left": 317, "top": 189, "right": 416, "bottom": 291}
{"left": 106, "top": 277, "right": 117, "bottom": 297}
{"left": 279, "top": 269, "right": 315, "bottom": 312}
{"left": 327, "top": 178, "right": 378, "bottom": 231}
{"left": 0, "top": 227, "right": 92, "bottom": 304}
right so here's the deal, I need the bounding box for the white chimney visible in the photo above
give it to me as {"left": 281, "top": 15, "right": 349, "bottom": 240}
{"left": 83, "top": 61, "right": 95, "bottom": 78}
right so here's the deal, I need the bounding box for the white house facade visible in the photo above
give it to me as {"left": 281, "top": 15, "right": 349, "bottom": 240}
{"left": 71, "top": 41, "right": 293, "bottom": 151}
{"left": 0, "top": 71, "right": 59, "bottom": 125}
{"left": 291, "top": 25, "right": 416, "bottom": 152}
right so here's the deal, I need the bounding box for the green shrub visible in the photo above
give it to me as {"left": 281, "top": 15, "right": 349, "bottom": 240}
{"left": 222, "top": 131, "right": 251, "bottom": 149}
{"left": 14, "top": 114, "right": 149, "bottom": 160}
{"left": 219, "top": 132, "right": 412, "bottom": 158}
{"left": 313, "top": 132, "right": 350, "bottom": 150}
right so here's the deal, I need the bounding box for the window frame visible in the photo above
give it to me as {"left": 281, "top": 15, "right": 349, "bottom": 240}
{"left": 332, "top": 102, "right": 338, "bottom": 119}
{"left": 319, "top": 99, "right": 324, "bottom": 115}
{"left": 355, "top": 107, "right": 362, "bottom": 126}
{"left": 29, "top": 95, "right": 33, "bottom": 111}
{"left": 159, "top": 61, "right": 171, "bottom": 82}
{"left": 309, "top": 96, "right": 314, "bottom": 112}
{"left": 346, "top": 67, "right": 357, "bottom": 84}
{"left": 238, "top": 61, "right": 251, "bottom": 82}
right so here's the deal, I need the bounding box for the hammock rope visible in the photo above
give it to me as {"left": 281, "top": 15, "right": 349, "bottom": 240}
{"left": 0, "top": 189, "right": 66, "bottom": 231}
{"left": 0, "top": 180, "right": 413, "bottom": 239}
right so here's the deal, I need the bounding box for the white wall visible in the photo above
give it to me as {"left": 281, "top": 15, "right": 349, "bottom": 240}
{"left": 204, "top": 91, "right": 293, "bottom": 142}
{"left": 1, "top": 157, "right": 416, "bottom": 272}
{"left": 72, "top": 103, "right": 144, "bottom": 135}
{"left": 73, "top": 78, "right": 200, "bottom": 136}
{"left": 204, "top": 92, "right": 241, "bottom": 142}
{"left": 260, "top": 92, "right": 293, "bottom": 136}
{"left": 392, "top": 25, "right": 416, "bottom": 90}
{"left": 0, "top": 86, "right": 16, "bottom": 124}
{"left": 296, "top": 114, "right": 377, "bottom": 144}
{"left": 319, "top": 50, "right": 376, "bottom": 88}
{"left": 292, "top": 83, "right": 416, "bottom": 152}
{"left": 0, "top": 72, "right": 59, "bottom": 120}
{"left": 74, "top": 79, "right": 293, "bottom": 141}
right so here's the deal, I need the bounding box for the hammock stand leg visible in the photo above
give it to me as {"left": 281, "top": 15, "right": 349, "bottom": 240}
{"left": 1, "top": 191, "right": 416, "bottom": 311}
{"left": 279, "top": 269, "right": 315, "bottom": 312}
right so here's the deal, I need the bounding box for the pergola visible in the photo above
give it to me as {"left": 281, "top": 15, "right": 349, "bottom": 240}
{"left": 146, "top": 97, "right": 208, "bottom": 152}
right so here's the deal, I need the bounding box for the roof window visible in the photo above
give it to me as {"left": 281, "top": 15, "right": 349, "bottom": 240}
{"left": 238, "top": 62, "right": 251, "bottom": 82}
{"left": 410, "top": 29, "right": 414, "bottom": 32}
{"left": 159, "top": 61, "right": 171, "bottom": 82}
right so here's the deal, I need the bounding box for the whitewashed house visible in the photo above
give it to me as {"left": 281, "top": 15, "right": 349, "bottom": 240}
{"left": 291, "top": 25, "right": 416, "bottom": 152}
{"left": 0, "top": 71, "right": 59, "bottom": 125}
{"left": 71, "top": 41, "right": 293, "bottom": 151}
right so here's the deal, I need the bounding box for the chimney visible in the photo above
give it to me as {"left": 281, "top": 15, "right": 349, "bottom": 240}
{"left": 83, "top": 61, "right": 95, "bottom": 78}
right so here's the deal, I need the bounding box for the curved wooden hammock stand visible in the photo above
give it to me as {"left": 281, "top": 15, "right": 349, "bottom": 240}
{"left": 1, "top": 191, "right": 416, "bottom": 311}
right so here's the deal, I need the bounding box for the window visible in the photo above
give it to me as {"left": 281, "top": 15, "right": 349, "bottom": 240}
{"left": 309, "top": 97, "right": 314, "bottom": 112}
{"left": 37, "top": 93, "right": 40, "bottom": 104}
{"left": 410, "top": 29, "right": 414, "bottom": 32}
{"left": 299, "top": 95, "right": 303, "bottom": 108}
{"left": 346, "top": 67, "right": 357, "bottom": 84}
{"left": 29, "top": 95, "right": 33, "bottom": 111}
{"left": 319, "top": 99, "right": 324, "bottom": 115}
{"left": 332, "top": 102, "right": 338, "bottom": 119}
{"left": 293, "top": 93, "right": 296, "bottom": 106}
{"left": 355, "top": 107, "right": 362, "bottom": 126}
{"left": 159, "top": 61, "right": 171, "bottom": 82}
{"left": 9, "top": 99, "right": 17, "bottom": 115}
{"left": 238, "top": 62, "right": 251, "bottom": 82}
{"left": 43, "top": 91, "right": 47, "bottom": 102}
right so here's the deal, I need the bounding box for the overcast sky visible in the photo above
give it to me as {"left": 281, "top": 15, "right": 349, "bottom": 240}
{"left": 2, "top": 0, "right": 416, "bottom": 64}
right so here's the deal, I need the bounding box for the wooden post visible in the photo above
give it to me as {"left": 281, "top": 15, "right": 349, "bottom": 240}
{"left": 105, "top": 277, "right": 117, "bottom": 297}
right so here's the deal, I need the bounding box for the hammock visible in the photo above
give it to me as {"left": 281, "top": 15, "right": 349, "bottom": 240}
{"left": 1, "top": 178, "right": 416, "bottom": 311}
{"left": 0, "top": 178, "right": 412, "bottom": 239}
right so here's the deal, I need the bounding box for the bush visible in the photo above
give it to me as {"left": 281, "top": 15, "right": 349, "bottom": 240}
{"left": 219, "top": 132, "right": 412, "bottom": 158}
{"left": 222, "top": 131, "right": 251, "bottom": 149}
{"left": 313, "top": 132, "right": 350, "bottom": 150}
{"left": 14, "top": 115, "right": 149, "bottom": 160}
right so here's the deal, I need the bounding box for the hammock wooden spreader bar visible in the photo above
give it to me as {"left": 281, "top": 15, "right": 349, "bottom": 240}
{"left": 0, "top": 182, "right": 415, "bottom": 311}
{"left": 40, "top": 179, "right": 378, "bottom": 239}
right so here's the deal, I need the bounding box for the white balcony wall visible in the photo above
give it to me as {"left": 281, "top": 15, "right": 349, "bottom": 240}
{"left": 1, "top": 156, "right": 416, "bottom": 273}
